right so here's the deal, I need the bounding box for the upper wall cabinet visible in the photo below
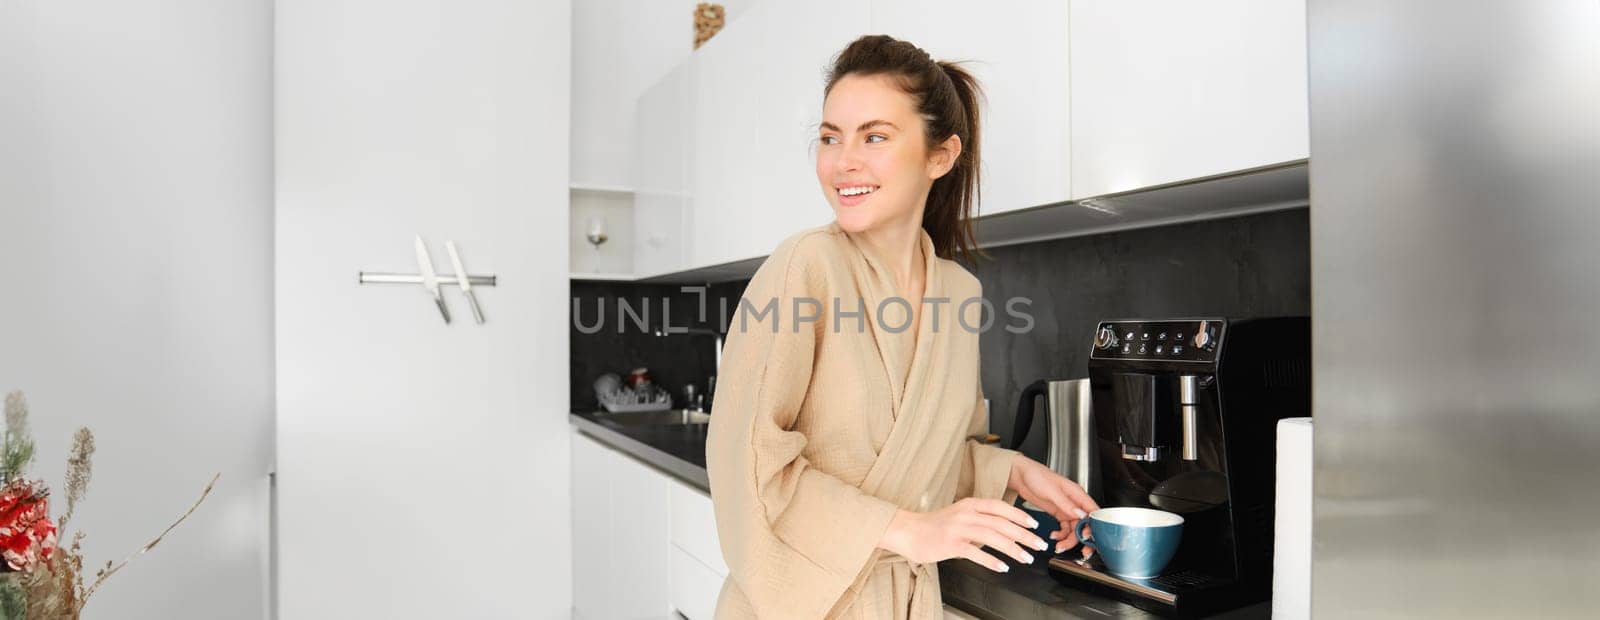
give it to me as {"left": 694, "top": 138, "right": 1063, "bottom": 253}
{"left": 872, "top": 0, "right": 1072, "bottom": 216}
{"left": 687, "top": 8, "right": 764, "bottom": 268}
{"left": 623, "top": 0, "right": 1310, "bottom": 283}
{"left": 687, "top": 0, "right": 862, "bottom": 268}
{"left": 572, "top": 0, "right": 697, "bottom": 189}
{"left": 633, "top": 61, "right": 693, "bottom": 278}
{"left": 1068, "top": 0, "right": 1309, "bottom": 198}
{"left": 751, "top": 0, "right": 862, "bottom": 252}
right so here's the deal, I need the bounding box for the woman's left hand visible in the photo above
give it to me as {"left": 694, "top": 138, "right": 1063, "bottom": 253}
{"left": 1008, "top": 456, "right": 1101, "bottom": 554}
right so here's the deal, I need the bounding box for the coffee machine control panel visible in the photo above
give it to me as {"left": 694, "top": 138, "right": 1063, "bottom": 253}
{"left": 1091, "top": 319, "right": 1224, "bottom": 363}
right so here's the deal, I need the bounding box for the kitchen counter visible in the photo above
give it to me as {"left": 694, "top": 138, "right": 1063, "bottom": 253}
{"left": 570, "top": 409, "right": 711, "bottom": 490}
{"left": 568, "top": 410, "right": 1268, "bottom": 619}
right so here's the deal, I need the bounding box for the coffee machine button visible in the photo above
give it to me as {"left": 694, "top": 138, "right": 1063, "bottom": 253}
{"left": 1138, "top": 344, "right": 1148, "bottom": 354}
{"left": 1141, "top": 332, "right": 1151, "bottom": 341}
{"left": 1121, "top": 343, "right": 1131, "bottom": 354}
{"left": 1155, "top": 345, "right": 1165, "bottom": 354}
{"left": 1158, "top": 332, "right": 1168, "bottom": 341}
{"left": 1125, "top": 331, "right": 1135, "bottom": 342}
{"left": 1172, "top": 345, "right": 1184, "bottom": 355}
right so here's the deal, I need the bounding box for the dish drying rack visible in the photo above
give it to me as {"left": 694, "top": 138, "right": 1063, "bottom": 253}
{"left": 598, "top": 384, "right": 673, "bottom": 413}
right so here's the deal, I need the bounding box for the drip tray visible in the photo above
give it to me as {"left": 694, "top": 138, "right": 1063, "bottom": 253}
{"left": 1047, "top": 555, "right": 1229, "bottom": 609}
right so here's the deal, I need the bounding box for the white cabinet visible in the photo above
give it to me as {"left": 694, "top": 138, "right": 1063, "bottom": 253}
{"left": 573, "top": 430, "right": 728, "bottom": 619}
{"left": 688, "top": 0, "right": 861, "bottom": 267}
{"left": 670, "top": 478, "right": 729, "bottom": 575}
{"left": 1068, "top": 0, "right": 1309, "bottom": 198}
{"left": 570, "top": 431, "right": 672, "bottom": 619}
{"left": 571, "top": 0, "right": 695, "bottom": 189}
{"left": 871, "top": 0, "right": 1073, "bottom": 216}
{"left": 633, "top": 61, "right": 693, "bottom": 278}
{"left": 749, "top": 0, "right": 862, "bottom": 251}
{"left": 625, "top": 0, "right": 1312, "bottom": 278}
{"left": 687, "top": 11, "right": 765, "bottom": 268}
{"left": 668, "top": 478, "right": 730, "bottom": 618}
{"left": 660, "top": 0, "right": 1079, "bottom": 271}
{"left": 669, "top": 542, "right": 727, "bottom": 620}
{"left": 570, "top": 431, "right": 611, "bottom": 619}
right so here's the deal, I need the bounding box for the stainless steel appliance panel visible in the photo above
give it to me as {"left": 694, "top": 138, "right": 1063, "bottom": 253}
{"left": 1308, "top": 1, "right": 1600, "bottom": 616}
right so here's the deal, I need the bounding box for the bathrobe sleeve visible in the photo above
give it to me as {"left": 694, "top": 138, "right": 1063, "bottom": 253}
{"left": 705, "top": 238, "right": 901, "bottom": 618}
{"left": 956, "top": 379, "right": 1020, "bottom": 505}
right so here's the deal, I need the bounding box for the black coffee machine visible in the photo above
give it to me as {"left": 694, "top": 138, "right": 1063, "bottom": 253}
{"left": 1047, "top": 317, "right": 1310, "bottom": 616}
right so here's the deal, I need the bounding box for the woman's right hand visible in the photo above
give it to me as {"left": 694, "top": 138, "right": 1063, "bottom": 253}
{"left": 877, "top": 498, "right": 1050, "bottom": 572}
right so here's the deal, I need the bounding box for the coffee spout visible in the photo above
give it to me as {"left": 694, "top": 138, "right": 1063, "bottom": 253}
{"left": 1180, "top": 375, "right": 1200, "bottom": 461}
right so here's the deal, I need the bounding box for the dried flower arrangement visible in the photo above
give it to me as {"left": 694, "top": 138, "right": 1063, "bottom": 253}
{"left": 0, "top": 392, "right": 218, "bottom": 620}
{"left": 693, "top": 3, "right": 725, "bottom": 49}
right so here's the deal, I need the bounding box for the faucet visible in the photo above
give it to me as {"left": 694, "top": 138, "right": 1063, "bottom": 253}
{"left": 651, "top": 325, "right": 724, "bottom": 412}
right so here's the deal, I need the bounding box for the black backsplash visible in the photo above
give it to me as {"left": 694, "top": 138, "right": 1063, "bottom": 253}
{"left": 967, "top": 208, "right": 1310, "bottom": 461}
{"left": 570, "top": 208, "right": 1310, "bottom": 462}
{"left": 569, "top": 280, "right": 745, "bottom": 413}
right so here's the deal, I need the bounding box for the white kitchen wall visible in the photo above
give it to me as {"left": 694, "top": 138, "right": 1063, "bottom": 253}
{"left": 570, "top": 0, "right": 757, "bottom": 189}
{"left": 275, "top": 0, "right": 573, "bottom": 618}
{"left": 0, "top": 1, "right": 273, "bottom": 619}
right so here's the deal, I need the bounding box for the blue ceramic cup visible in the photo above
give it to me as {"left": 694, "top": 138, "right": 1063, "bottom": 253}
{"left": 1074, "top": 507, "right": 1185, "bottom": 579}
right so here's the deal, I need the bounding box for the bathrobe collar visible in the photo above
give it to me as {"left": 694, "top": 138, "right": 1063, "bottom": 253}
{"left": 830, "top": 220, "right": 943, "bottom": 425}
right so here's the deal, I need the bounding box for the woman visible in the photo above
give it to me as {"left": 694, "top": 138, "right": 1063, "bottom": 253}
{"left": 706, "top": 35, "right": 1099, "bottom": 619}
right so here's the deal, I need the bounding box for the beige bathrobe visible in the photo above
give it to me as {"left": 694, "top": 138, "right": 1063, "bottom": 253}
{"left": 706, "top": 221, "right": 1019, "bottom": 619}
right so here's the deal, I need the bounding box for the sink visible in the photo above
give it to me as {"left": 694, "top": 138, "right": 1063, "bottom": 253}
{"left": 592, "top": 409, "right": 712, "bottom": 426}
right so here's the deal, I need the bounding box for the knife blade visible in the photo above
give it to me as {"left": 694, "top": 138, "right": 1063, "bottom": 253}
{"left": 414, "top": 235, "right": 451, "bottom": 324}
{"left": 446, "top": 240, "right": 485, "bottom": 324}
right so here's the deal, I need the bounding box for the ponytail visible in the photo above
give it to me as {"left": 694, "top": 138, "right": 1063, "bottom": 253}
{"left": 928, "top": 61, "right": 984, "bottom": 264}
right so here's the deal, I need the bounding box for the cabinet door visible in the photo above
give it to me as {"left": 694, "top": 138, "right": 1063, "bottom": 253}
{"left": 669, "top": 479, "right": 729, "bottom": 575}
{"left": 690, "top": 0, "right": 862, "bottom": 268}
{"left": 634, "top": 61, "right": 693, "bottom": 277}
{"left": 872, "top": 0, "right": 1072, "bottom": 216}
{"left": 609, "top": 449, "right": 674, "bottom": 619}
{"left": 670, "top": 547, "right": 726, "bottom": 620}
{"left": 1069, "top": 0, "right": 1309, "bottom": 198}
{"left": 571, "top": 432, "right": 613, "bottom": 619}
{"left": 688, "top": 12, "right": 766, "bottom": 268}
{"left": 751, "top": 0, "right": 864, "bottom": 252}
{"left": 668, "top": 478, "right": 727, "bottom": 620}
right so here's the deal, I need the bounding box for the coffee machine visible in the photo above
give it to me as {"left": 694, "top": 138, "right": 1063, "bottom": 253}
{"left": 1048, "top": 317, "right": 1310, "bottom": 616}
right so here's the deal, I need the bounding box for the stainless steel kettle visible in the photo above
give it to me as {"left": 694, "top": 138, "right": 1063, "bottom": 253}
{"left": 1010, "top": 379, "right": 1098, "bottom": 502}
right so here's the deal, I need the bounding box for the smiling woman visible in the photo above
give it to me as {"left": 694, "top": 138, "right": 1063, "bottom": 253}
{"left": 705, "top": 34, "right": 1099, "bottom": 619}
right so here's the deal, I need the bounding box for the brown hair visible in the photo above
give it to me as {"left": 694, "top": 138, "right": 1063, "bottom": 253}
{"left": 824, "top": 34, "right": 987, "bottom": 263}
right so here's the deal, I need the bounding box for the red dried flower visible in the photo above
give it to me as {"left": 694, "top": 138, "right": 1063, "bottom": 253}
{"left": 0, "top": 478, "right": 58, "bottom": 571}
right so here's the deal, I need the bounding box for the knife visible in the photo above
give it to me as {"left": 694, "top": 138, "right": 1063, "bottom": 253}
{"left": 446, "top": 240, "right": 485, "bottom": 324}
{"left": 414, "top": 235, "right": 451, "bottom": 324}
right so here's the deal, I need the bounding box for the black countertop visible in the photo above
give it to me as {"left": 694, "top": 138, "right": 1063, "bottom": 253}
{"left": 569, "top": 410, "right": 712, "bottom": 490}
{"left": 567, "top": 410, "right": 1267, "bottom": 620}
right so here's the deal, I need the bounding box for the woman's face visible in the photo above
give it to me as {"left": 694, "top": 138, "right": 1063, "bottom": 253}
{"left": 817, "top": 73, "right": 959, "bottom": 235}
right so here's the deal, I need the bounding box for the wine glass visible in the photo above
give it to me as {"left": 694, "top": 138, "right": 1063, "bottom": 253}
{"left": 586, "top": 216, "right": 609, "bottom": 249}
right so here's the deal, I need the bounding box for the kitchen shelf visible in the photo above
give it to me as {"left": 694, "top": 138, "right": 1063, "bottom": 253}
{"left": 569, "top": 272, "right": 640, "bottom": 282}
{"left": 567, "top": 160, "right": 1310, "bottom": 284}
{"left": 569, "top": 183, "right": 635, "bottom": 197}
